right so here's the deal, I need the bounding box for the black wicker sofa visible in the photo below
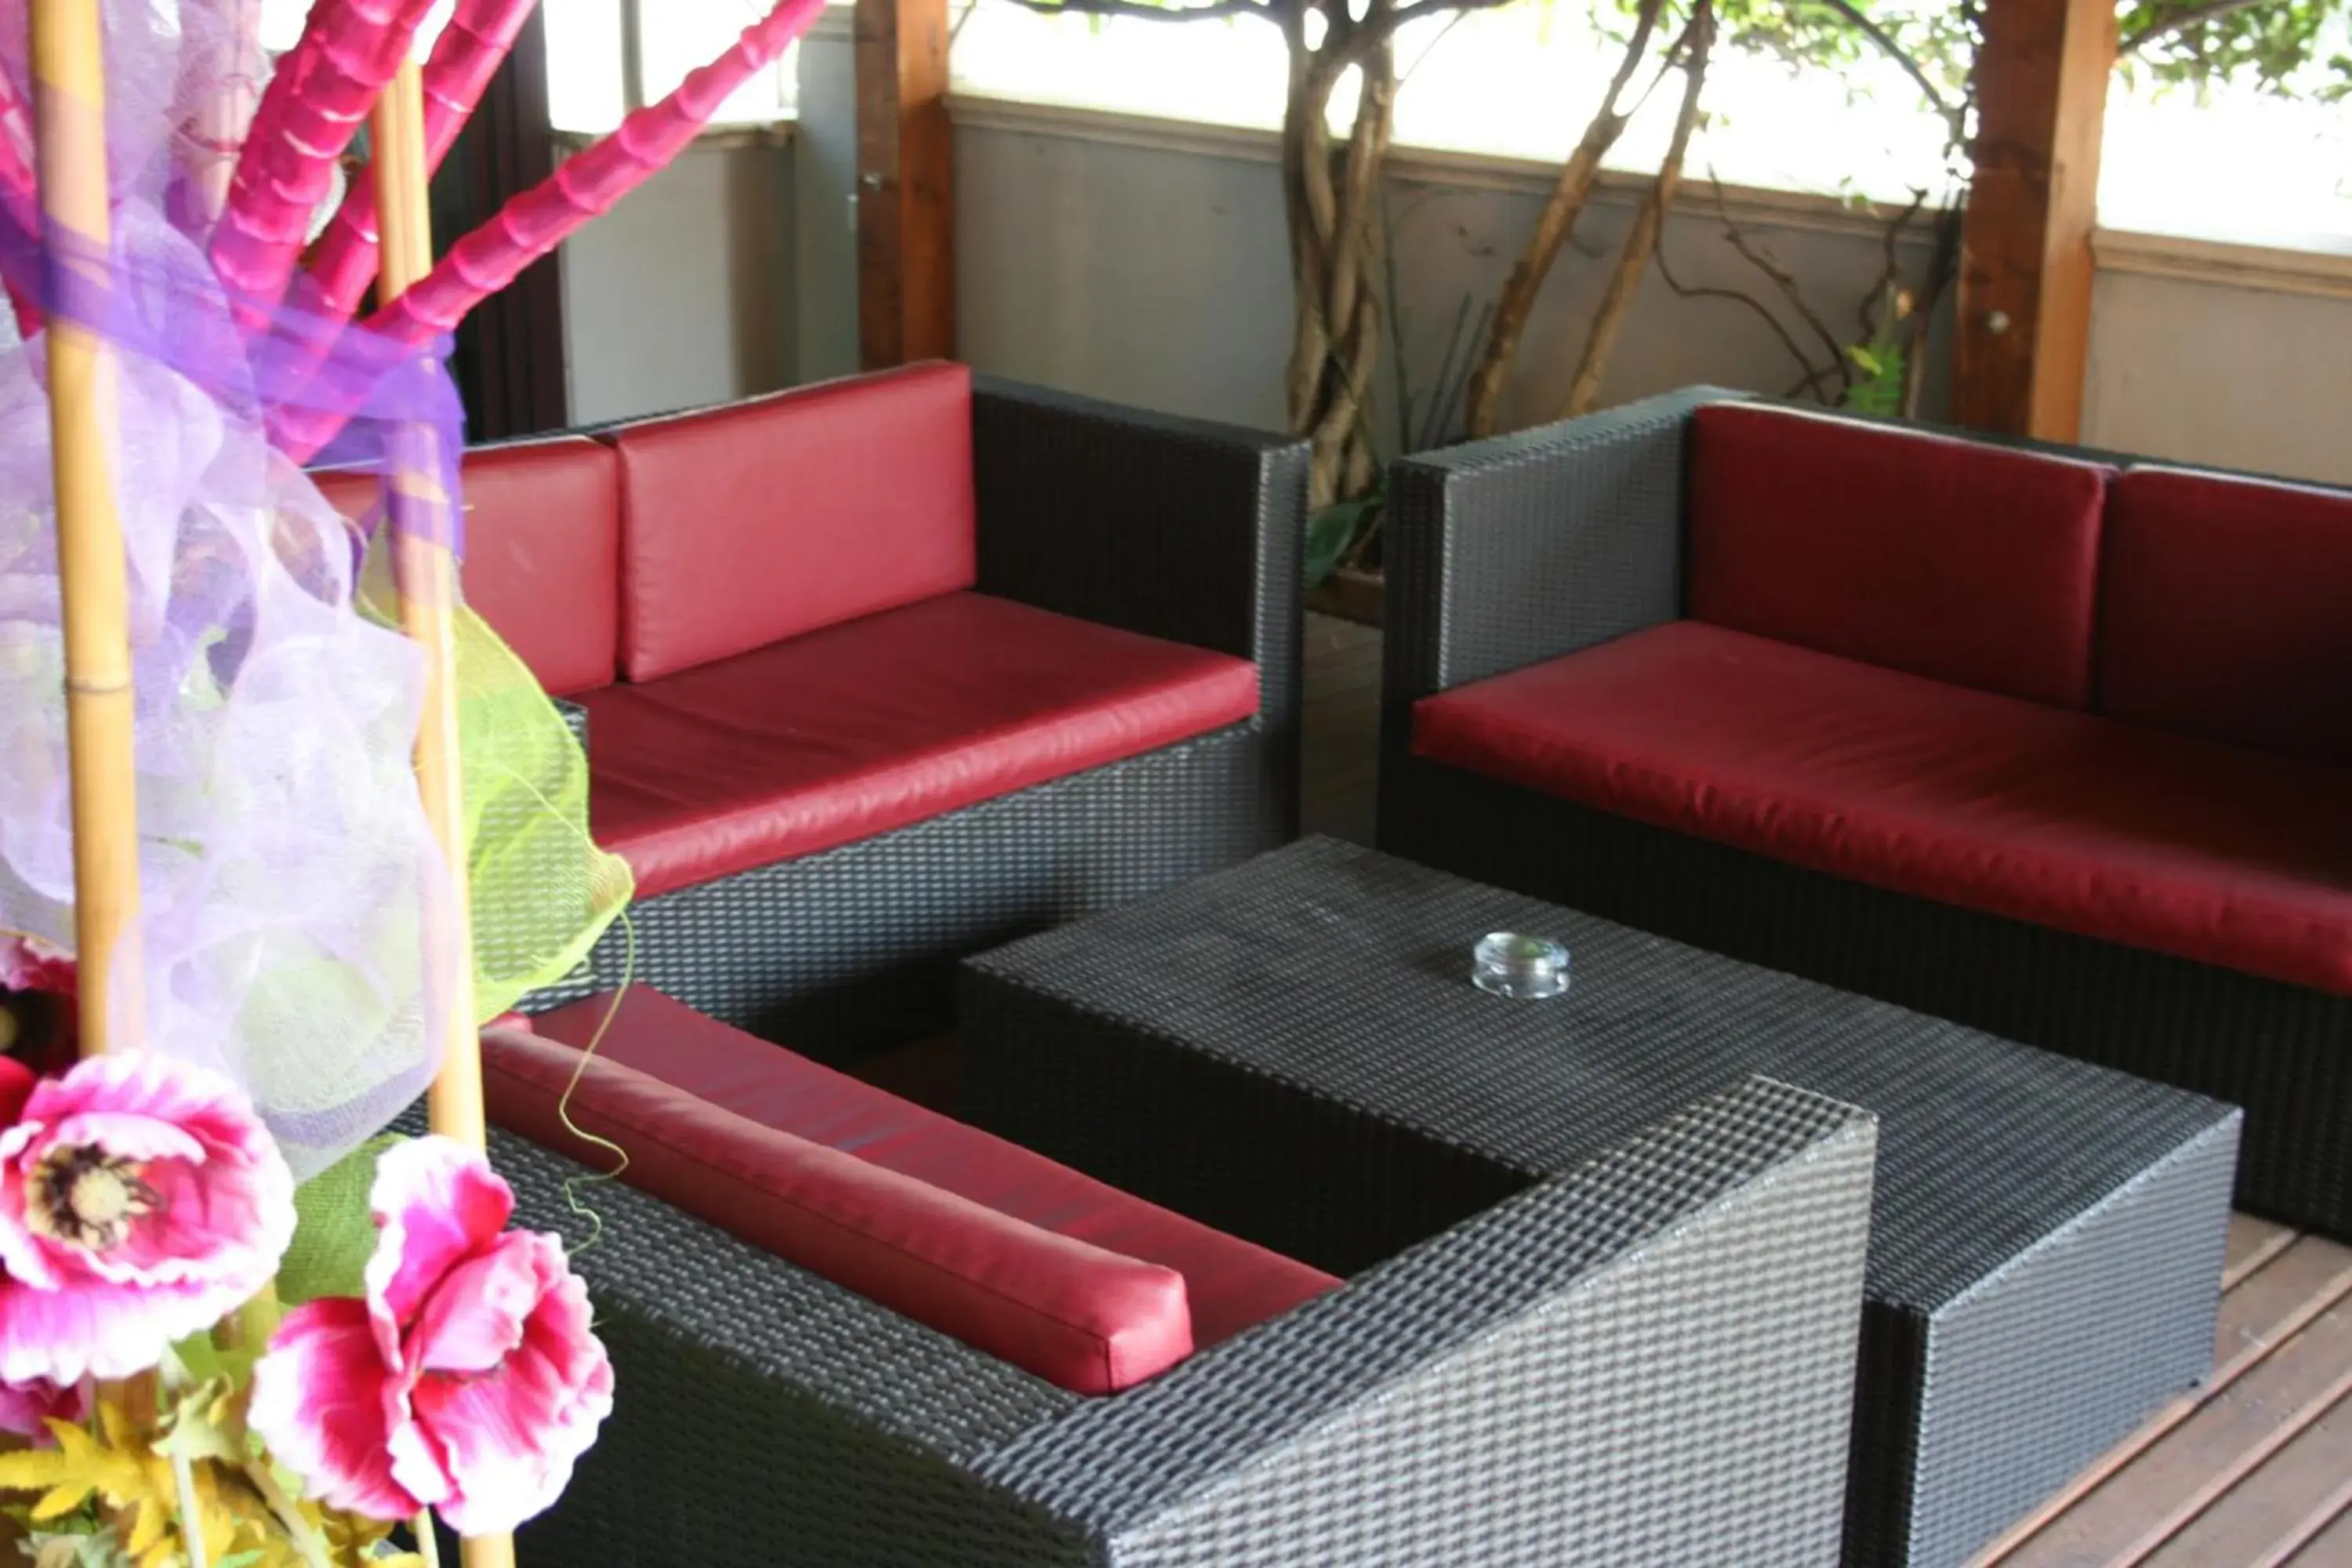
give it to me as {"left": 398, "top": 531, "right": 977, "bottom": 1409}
{"left": 1379, "top": 387, "right": 2352, "bottom": 1236}
{"left": 321, "top": 365, "right": 1306, "bottom": 1063}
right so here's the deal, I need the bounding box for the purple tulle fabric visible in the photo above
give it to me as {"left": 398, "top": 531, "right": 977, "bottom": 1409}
{"left": 0, "top": 0, "right": 465, "bottom": 1177}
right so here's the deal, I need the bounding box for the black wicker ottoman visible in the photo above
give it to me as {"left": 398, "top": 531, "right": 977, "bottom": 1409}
{"left": 959, "top": 838, "right": 2244, "bottom": 1568}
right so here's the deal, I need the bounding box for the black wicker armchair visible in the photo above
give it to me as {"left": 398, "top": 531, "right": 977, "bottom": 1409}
{"left": 490, "top": 1071, "right": 1878, "bottom": 1566}
{"left": 1378, "top": 387, "right": 2352, "bottom": 1236}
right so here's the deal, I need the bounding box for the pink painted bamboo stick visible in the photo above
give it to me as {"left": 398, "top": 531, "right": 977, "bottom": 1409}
{"left": 275, "top": 0, "right": 822, "bottom": 460}
{"left": 209, "top": 0, "right": 441, "bottom": 307}
{"left": 0, "top": 70, "right": 43, "bottom": 336}
{"left": 299, "top": 0, "right": 541, "bottom": 321}
{"left": 370, "top": 0, "right": 819, "bottom": 343}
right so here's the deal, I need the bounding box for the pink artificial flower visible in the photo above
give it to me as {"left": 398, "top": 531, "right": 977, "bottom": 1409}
{"left": 0, "top": 1053, "right": 296, "bottom": 1385}
{"left": 0, "top": 1374, "right": 84, "bottom": 1443}
{"left": 0, "top": 937, "right": 74, "bottom": 999}
{"left": 249, "top": 1136, "right": 613, "bottom": 1535}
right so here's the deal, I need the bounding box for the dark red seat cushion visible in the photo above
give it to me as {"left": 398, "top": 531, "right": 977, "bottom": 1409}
{"left": 483, "top": 1025, "right": 1194, "bottom": 1395}
{"left": 1688, "top": 402, "right": 2111, "bottom": 708}
{"left": 311, "top": 437, "right": 622, "bottom": 697}
{"left": 2099, "top": 466, "right": 2352, "bottom": 764}
{"left": 1414, "top": 620, "right": 2352, "bottom": 995}
{"left": 499, "top": 989, "right": 1339, "bottom": 1371}
{"left": 582, "top": 591, "right": 1259, "bottom": 898}
{"left": 608, "top": 363, "right": 976, "bottom": 681}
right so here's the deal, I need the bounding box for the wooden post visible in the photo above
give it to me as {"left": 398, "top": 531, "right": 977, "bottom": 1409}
{"left": 855, "top": 0, "right": 953, "bottom": 366}
{"left": 31, "top": 0, "right": 142, "bottom": 1058}
{"left": 370, "top": 56, "right": 512, "bottom": 1568}
{"left": 1954, "top": 0, "right": 2115, "bottom": 440}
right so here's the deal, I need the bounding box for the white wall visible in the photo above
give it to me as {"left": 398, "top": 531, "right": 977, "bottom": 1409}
{"left": 2082, "top": 246, "right": 2352, "bottom": 486}
{"left": 953, "top": 100, "right": 1948, "bottom": 448}
{"left": 559, "top": 135, "right": 797, "bottom": 426}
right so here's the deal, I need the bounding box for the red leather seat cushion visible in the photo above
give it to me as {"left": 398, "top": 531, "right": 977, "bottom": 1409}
{"left": 583, "top": 592, "right": 1259, "bottom": 898}
{"left": 1414, "top": 620, "right": 2352, "bottom": 995}
{"left": 2099, "top": 466, "right": 2352, "bottom": 764}
{"left": 483, "top": 1025, "right": 1193, "bottom": 1395}
{"left": 521, "top": 988, "right": 1340, "bottom": 1347}
{"left": 311, "top": 437, "right": 621, "bottom": 697}
{"left": 608, "top": 363, "right": 976, "bottom": 681}
{"left": 1688, "top": 402, "right": 2111, "bottom": 708}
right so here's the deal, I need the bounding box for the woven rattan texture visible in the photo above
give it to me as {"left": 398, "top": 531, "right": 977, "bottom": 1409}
{"left": 1897, "top": 1116, "right": 2236, "bottom": 1566}
{"left": 588, "top": 724, "right": 1270, "bottom": 1060}
{"left": 1376, "top": 390, "right": 2350, "bottom": 1239}
{"left": 444, "top": 1079, "right": 1872, "bottom": 1560}
{"left": 963, "top": 839, "right": 2237, "bottom": 1567}
{"left": 1014, "top": 1081, "right": 1878, "bottom": 1565}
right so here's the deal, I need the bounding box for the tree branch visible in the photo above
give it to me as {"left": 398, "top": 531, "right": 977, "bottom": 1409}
{"left": 1704, "top": 174, "right": 1852, "bottom": 392}
{"left": 1657, "top": 237, "right": 1835, "bottom": 401}
{"left": 2120, "top": 0, "right": 2267, "bottom": 56}
{"left": 1806, "top": 0, "right": 1957, "bottom": 129}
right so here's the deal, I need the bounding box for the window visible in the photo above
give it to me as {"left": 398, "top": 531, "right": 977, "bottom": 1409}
{"left": 949, "top": 0, "right": 2352, "bottom": 249}
{"left": 545, "top": 0, "right": 800, "bottom": 135}
{"left": 254, "top": 1, "right": 797, "bottom": 138}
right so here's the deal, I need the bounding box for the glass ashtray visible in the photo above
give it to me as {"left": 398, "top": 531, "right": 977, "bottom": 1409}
{"left": 1472, "top": 932, "right": 1571, "bottom": 1000}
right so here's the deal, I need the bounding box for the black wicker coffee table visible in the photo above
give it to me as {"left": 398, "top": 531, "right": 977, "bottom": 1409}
{"left": 960, "top": 838, "right": 2242, "bottom": 1568}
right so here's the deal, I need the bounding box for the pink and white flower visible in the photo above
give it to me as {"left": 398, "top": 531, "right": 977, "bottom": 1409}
{"left": 0, "top": 937, "right": 73, "bottom": 1000}
{"left": 249, "top": 1136, "right": 613, "bottom": 1535}
{"left": 0, "top": 1052, "right": 296, "bottom": 1385}
{"left": 0, "top": 1374, "right": 84, "bottom": 1443}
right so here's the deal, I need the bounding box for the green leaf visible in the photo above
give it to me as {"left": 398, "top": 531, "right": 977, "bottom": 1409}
{"left": 278, "top": 1135, "right": 404, "bottom": 1307}
{"left": 1844, "top": 344, "right": 1883, "bottom": 376}
{"left": 1305, "top": 499, "right": 1379, "bottom": 590}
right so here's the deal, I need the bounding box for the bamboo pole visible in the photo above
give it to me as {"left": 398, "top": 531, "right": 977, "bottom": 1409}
{"left": 32, "top": 0, "right": 141, "bottom": 1058}
{"left": 370, "top": 58, "right": 511, "bottom": 1568}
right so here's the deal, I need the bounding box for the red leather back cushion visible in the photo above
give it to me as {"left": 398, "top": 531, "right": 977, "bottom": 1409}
{"left": 2098, "top": 467, "right": 2352, "bottom": 763}
{"left": 483, "top": 1027, "right": 1194, "bottom": 1395}
{"left": 608, "top": 364, "right": 977, "bottom": 681}
{"left": 1688, "top": 403, "right": 2111, "bottom": 708}
{"left": 310, "top": 437, "right": 622, "bottom": 696}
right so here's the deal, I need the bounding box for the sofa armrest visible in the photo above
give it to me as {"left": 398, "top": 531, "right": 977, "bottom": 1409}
{"left": 985, "top": 1077, "right": 1878, "bottom": 1560}
{"left": 1383, "top": 385, "right": 1748, "bottom": 711}
{"left": 971, "top": 378, "right": 1308, "bottom": 739}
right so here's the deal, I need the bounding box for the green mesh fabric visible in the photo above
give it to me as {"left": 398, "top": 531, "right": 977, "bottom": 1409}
{"left": 453, "top": 604, "right": 633, "bottom": 1021}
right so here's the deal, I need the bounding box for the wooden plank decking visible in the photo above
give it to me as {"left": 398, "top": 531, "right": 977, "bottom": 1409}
{"left": 1298, "top": 615, "right": 2352, "bottom": 1566}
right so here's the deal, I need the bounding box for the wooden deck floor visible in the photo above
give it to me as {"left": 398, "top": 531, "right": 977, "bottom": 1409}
{"left": 1298, "top": 614, "right": 2352, "bottom": 1566}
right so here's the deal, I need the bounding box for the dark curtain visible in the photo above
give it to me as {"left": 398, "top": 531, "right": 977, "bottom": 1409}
{"left": 432, "top": 9, "right": 568, "bottom": 441}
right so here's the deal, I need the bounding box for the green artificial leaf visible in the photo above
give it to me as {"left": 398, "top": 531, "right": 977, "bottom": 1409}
{"left": 1845, "top": 344, "right": 1883, "bottom": 376}
{"left": 1305, "top": 499, "right": 1380, "bottom": 590}
{"left": 151, "top": 1378, "right": 243, "bottom": 1468}
{"left": 278, "top": 1136, "right": 405, "bottom": 1307}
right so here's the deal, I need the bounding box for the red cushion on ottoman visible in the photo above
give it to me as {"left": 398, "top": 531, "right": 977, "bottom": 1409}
{"left": 608, "top": 363, "right": 976, "bottom": 681}
{"left": 2098, "top": 466, "right": 2352, "bottom": 764}
{"left": 583, "top": 592, "right": 1261, "bottom": 898}
{"left": 484, "top": 1026, "right": 1194, "bottom": 1395}
{"left": 1688, "top": 402, "right": 2111, "bottom": 707}
{"left": 1414, "top": 619, "right": 2352, "bottom": 994}
{"left": 525, "top": 988, "right": 1342, "bottom": 1346}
